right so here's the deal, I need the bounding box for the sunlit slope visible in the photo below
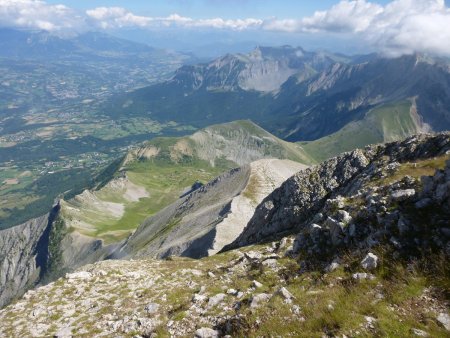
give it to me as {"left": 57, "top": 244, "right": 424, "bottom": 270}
{"left": 301, "top": 100, "right": 426, "bottom": 162}
{"left": 61, "top": 120, "right": 314, "bottom": 243}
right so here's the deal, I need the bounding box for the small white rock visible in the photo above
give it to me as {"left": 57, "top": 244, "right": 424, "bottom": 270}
{"left": 194, "top": 327, "right": 220, "bottom": 338}
{"left": 352, "top": 272, "right": 376, "bottom": 280}
{"left": 252, "top": 280, "right": 263, "bottom": 288}
{"left": 437, "top": 312, "right": 450, "bottom": 331}
{"left": 66, "top": 271, "right": 92, "bottom": 280}
{"left": 411, "top": 328, "right": 429, "bottom": 337}
{"left": 250, "top": 293, "right": 271, "bottom": 308}
{"left": 192, "top": 294, "right": 208, "bottom": 303}
{"left": 144, "top": 303, "right": 159, "bottom": 314}
{"left": 277, "top": 287, "right": 294, "bottom": 300}
{"left": 207, "top": 293, "right": 226, "bottom": 308}
{"left": 361, "top": 252, "right": 378, "bottom": 270}
{"left": 226, "top": 288, "right": 238, "bottom": 296}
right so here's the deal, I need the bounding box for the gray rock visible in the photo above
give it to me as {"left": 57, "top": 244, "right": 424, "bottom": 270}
{"left": 437, "top": 312, "right": 450, "bottom": 331}
{"left": 278, "top": 238, "right": 288, "bottom": 251}
{"left": 325, "top": 259, "right": 340, "bottom": 272}
{"left": 262, "top": 259, "right": 278, "bottom": 269}
{"left": 192, "top": 294, "right": 208, "bottom": 303}
{"left": 55, "top": 326, "right": 72, "bottom": 338}
{"left": 250, "top": 293, "right": 271, "bottom": 308}
{"left": 364, "top": 316, "right": 377, "bottom": 328}
{"left": 292, "top": 304, "right": 301, "bottom": 315}
{"left": 66, "top": 271, "right": 93, "bottom": 280}
{"left": 325, "top": 217, "right": 346, "bottom": 245}
{"left": 207, "top": 293, "right": 226, "bottom": 308}
{"left": 195, "top": 327, "right": 220, "bottom": 338}
{"left": 252, "top": 280, "right": 263, "bottom": 288}
{"left": 397, "top": 217, "right": 410, "bottom": 235}
{"left": 245, "top": 251, "right": 263, "bottom": 260}
{"left": 276, "top": 287, "right": 294, "bottom": 301}
{"left": 336, "top": 210, "right": 352, "bottom": 224}
{"left": 352, "top": 273, "right": 375, "bottom": 280}
{"left": 390, "top": 189, "right": 415, "bottom": 202}
{"left": 361, "top": 252, "right": 378, "bottom": 270}
{"left": 144, "top": 302, "right": 159, "bottom": 314}
{"left": 411, "top": 328, "right": 429, "bottom": 337}
{"left": 226, "top": 288, "right": 238, "bottom": 296}
{"left": 415, "top": 198, "right": 432, "bottom": 209}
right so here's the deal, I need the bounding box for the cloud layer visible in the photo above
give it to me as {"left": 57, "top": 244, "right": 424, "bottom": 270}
{"left": 0, "top": 0, "right": 84, "bottom": 32}
{"left": 0, "top": 0, "right": 449, "bottom": 56}
{"left": 265, "top": 0, "right": 450, "bottom": 57}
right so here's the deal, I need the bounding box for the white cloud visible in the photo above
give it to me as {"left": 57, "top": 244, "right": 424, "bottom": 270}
{"left": 85, "top": 7, "right": 152, "bottom": 29}
{"left": 0, "top": 0, "right": 84, "bottom": 33}
{"left": 0, "top": 0, "right": 449, "bottom": 56}
{"left": 264, "top": 0, "right": 450, "bottom": 57}
{"left": 85, "top": 8, "right": 262, "bottom": 31}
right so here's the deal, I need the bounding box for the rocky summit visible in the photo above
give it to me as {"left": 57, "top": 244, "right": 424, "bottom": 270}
{"left": 0, "top": 133, "right": 449, "bottom": 337}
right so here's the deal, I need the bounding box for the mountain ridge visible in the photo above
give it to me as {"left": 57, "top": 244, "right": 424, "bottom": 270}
{"left": 105, "top": 46, "right": 450, "bottom": 143}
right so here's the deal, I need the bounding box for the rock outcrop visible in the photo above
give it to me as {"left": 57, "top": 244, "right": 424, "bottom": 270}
{"left": 117, "top": 159, "right": 307, "bottom": 259}
{"left": 0, "top": 210, "right": 54, "bottom": 308}
{"left": 0, "top": 203, "right": 116, "bottom": 309}
{"left": 224, "top": 133, "right": 450, "bottom": 251}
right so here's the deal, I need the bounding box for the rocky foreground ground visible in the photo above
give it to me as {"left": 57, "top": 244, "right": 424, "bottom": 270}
{"left": 0, "top": 237, "right": 449, "bottom": 337}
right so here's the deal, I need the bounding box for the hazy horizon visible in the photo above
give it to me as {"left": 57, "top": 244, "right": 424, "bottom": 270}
{"left": 1, "top": 0, "right": 449, "bottom": 57}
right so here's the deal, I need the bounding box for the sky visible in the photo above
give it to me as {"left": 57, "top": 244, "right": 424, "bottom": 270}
{"left": 1, "top": 0, "right": 450, "bottom": 57}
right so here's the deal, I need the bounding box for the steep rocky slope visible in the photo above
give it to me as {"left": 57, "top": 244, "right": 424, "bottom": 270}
{"left": 118, "top": 159, "right": 307, "bottom": 259}
{"left": 171, "top": 46, "right": 337, "bottom": 93}
{"left": 0, "top": 211, "right": 53, "bottom": 308}
{"left": 225, "top": 133, "right": 450, "bottom": 250}
{"left": 276, "top": 54, "right": 450, "bottom": 141}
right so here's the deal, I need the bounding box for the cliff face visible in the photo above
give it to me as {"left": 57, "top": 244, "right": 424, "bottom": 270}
{"left": 225, "top": 133, "right": 450, "bottom": 250}
{"left": 0, "top": 206, "right": 57, "bottom": 308}
{"left": 0, "top": 203, "right": 113, "bottom": 309}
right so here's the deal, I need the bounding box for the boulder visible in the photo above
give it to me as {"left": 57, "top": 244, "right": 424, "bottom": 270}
{"left": 250, "top": 293, "right": 271, "bottom": 308}
{"left": 361, "top": 253, "right": 378, "bottom": 270}
{"left": 437, "top": 312, "right": 450, "bottom": 331}
{"left": 207, "top": 293, "right": 226, "bottom": 308}
{"left": 252, "top": 280, "right": 263, "bottom": 288}
{"left": 390, "top": 189, "right": 415, "bottom": 202}
{"left": 144, "top": 303, "right": 159, "bottom": 314}
{"left": 276, "top": 287, "right": 294, "bottom": 301}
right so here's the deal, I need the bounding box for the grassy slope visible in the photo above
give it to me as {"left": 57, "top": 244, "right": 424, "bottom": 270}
{"left": 301, "top": 101, "right": 420, "bottom": 162}
{"left": 61, "top": 121, "right": 312, "bottom": 243}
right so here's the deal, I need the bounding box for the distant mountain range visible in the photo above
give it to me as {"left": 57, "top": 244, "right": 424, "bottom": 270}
{"left": 106, "top": 45, "right": 450, "bottom": 143}
{"left": 0, "top": 28, "right": 170, "bottom": 60}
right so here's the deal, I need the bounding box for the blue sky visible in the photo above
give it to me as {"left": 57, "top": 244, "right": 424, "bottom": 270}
{"left": 1, "top": 1, "right": 450, "bottom": 57}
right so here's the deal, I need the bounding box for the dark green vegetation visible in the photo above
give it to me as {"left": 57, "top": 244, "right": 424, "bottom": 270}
{"left": 0, "top": 157, "right": 124, "bottom": 229}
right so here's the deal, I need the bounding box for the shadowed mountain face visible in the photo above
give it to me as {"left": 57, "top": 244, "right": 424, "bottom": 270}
{"left": 106, "top": 47, "right": 450, "bottom": 142}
